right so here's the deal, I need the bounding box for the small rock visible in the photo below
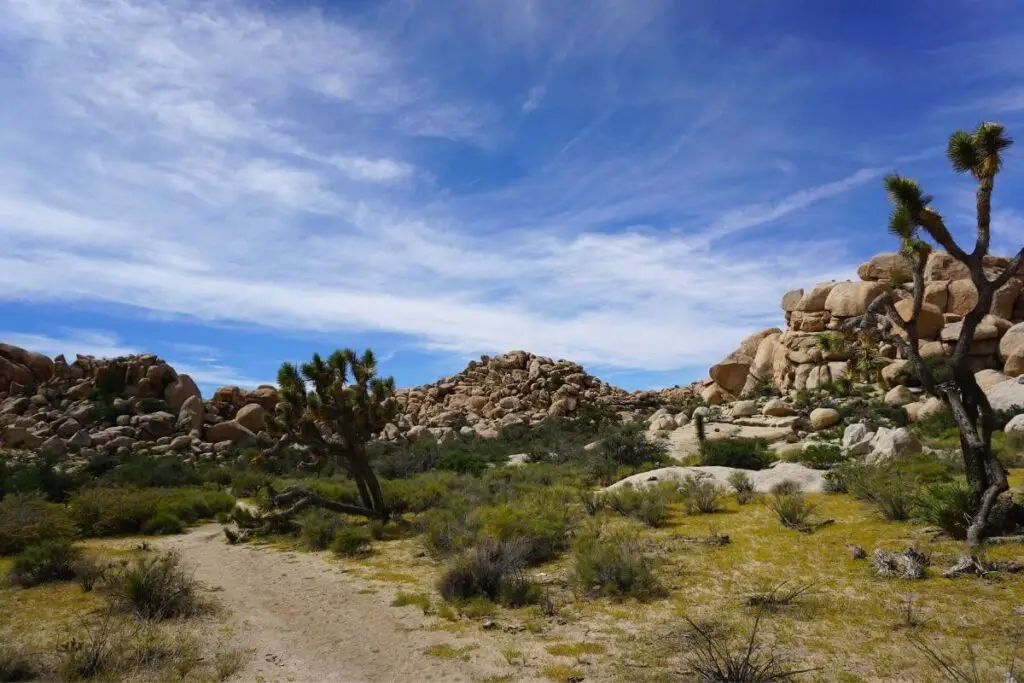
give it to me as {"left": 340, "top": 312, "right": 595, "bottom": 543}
{"left": 809, "top": 407, "right": 840, "bottom": 430}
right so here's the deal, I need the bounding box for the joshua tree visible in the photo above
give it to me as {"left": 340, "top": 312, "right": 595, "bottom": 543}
{"left": 260, "top": 348, "right": 397, "bottom": 521}
{"left": 847, "top": 122, "right": 1022, "bottom": 545}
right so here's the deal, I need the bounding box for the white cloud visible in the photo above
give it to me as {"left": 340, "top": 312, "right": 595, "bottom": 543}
{"left": 0, "top": 0, "right": 960, "bottom": 376}
{"left": 0, "top": 329, "right": 138, "bottom": 360}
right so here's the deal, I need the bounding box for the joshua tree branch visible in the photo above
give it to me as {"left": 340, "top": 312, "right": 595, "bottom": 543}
{"left": 991, "top": 246, "right": 1024, "bottom": 290}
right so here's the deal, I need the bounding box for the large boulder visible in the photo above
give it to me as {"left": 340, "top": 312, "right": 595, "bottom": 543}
{"left": 137, "top": 411, "right": 176, "bottom": 439}
{"left": 700, "top": 383, "right": 733, "bottom": 405}
{"left": 731, "top": 400, "right": 758, "bottom": 418}
{"left": 1001, "top": 323, "right": 1024, "bottom": 376}
{"left": 796, "top": 282, "right": 838, "bottom": 312}
{"left": 894, "top": 300, "right": 944, "bottom": 339}
{"left": 809, "top": 407, "right": 840, "bottom": 430}
{"left": 857, "top": 252, "right": 912, "bottom": 283}
{"left": 1005, "top": 414, "right": 1024, "bottom": 434}
{"left": 165, "top": 374, "right": 201, "bottom": 412}
{"left": 984, "top": 376, "right": 1024, "bottom": 412}
{"left": 205, "top": 420, "right": 256, "bottom": 444}
{"left": 824, "top": 281, "right": 893, "bottom": 317}
{"left": 942, "top": 278, "right": 1015, "bottom": 318}
{"left": 842, "top": 423, "right": 875, "bottom": 456}
{"left": 867, "top": 427, "right": 922, "bottom": 464}
{"left": 924, "top": 252, "right": 970, "bottom": 281}
{"left": 884, "top": 385, "right": 915, "bottom": 407}
{"left": 904, "top": 396, "right": 946, "bottom": 422}
{"left": 177, "top": 395, "right": 204, "bottom": 433}
{"left": 234, "top": 403, "right": 267, "bottom": 433}
{"left": 781, "top": 289, "right": 804, "bottom": 312}
{"left": 762, "top": 398, "right": 796, "bottom": 417}
{"left": 0, "top": 344, "right": 54, "bottom": 383}
{"left": 709, "top": 361, "right": 749, "bottom": 397}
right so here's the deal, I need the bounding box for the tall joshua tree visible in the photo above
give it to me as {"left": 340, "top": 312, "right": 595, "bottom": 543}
{"left": 847, "top": 122, "right": 1021, "bottom": 545}
{"left": 261, "top": 348, "right": 397, "bottom": 521}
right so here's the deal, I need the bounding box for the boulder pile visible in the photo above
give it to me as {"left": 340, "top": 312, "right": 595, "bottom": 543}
{"left": 388, "top": 350, "right": 698, "bottom": 445}
{"left": 0, "top": 344, "right": 280, "bottom": 463}
{"left": 703, "top": 251, "right": 1024, "bottom": 403}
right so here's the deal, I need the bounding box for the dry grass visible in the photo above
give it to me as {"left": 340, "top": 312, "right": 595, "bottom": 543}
{"left": 0, "top": 539, "right": 249, "bottom": 682}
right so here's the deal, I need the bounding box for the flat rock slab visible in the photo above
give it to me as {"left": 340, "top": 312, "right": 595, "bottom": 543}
{"left": 605, "top": 462, "right": 826, "bottom": 493}
{"left": 664, "top": 422, "right": 796, "bottom": 461}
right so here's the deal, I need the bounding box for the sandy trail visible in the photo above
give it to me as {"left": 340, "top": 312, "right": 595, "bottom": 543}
{"left": 159, "top": 524, "right": 502, "bottom": 683}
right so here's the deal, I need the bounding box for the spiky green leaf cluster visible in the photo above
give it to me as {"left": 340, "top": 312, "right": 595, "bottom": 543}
{"left": 948, "top": 122, "right": 1013, "bottom": 178}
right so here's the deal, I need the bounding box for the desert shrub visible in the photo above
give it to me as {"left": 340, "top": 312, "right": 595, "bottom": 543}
{"left": 602, "top": 483, "right": 677, "bottom": 527}
{"left": 141, "top": 512, "right": 184, "bottom": 536}
{"left": 421, "top": 507, "right": 478, "bottom": 557}
{"left": 683, "top": 614, "right": 815, "bottom": 681}
{"left": 996, "top": 430, "right": 1024, "bottom": 468}
{"left": 911, "top": 408, "right": 959, "bottom": 439}
{"left": 822, "top": 469, "right": 847, "bottom": 493}
{"left": 700, "top": 438, "right": 773, "bottom": 470}
{"left": 101, "top": 454, "right": 202, "bottom": 489}
{"left": 727, "top": 470, "right": 755, "bottom": 504}
{"left": 767, "top": 488, "right": 817, "bottom": 530}
{"left": 475, "top": 495, "right": 574, "bottom": 564}
{"left": 439, "top": 538, "right": 537, "bottom": 607}
{"left": 914, "top": 481, "right": 975, "bottom": 540}
{"left": 843, "top": 464, "right": 917, "bottom": 521}
{"left": 0, "top": 454, "right": 86, "bottom": 503}
{"left": 599, "top": 422, "right": 669, "bottom": 468}
{"left": 0, "top": 493, "right": 76, "bottom": 555}
{"left": 71, "top": 555, "right": 110, "bottom": 592}
{"left": 69, "top": 487, "right": 234, "bottom": 537}
{"left": 228, "top": 470, "right": 267, "bottom": 498}
{"left": 330, "top": 524, "right": 372, "bottom": 556}
{"left": 680, "top": 474, "right": 723, "bottom": 514}
{"left": 298, "top": 509, "right": 343, "bottom": 550}
{"left": 799, "top": 443, "right": 846, "bottom": 470}
{"left": 5, "top": 539, "right": 79, "bottom": 587}
{"left": 838, "top": 398, "right": 909, "bottom": 430}
{"left": 109, "top": 551, "right": 200, "bottom": 620}
{"left": 571, "top": 527, "right": 663, "bottom": 601}
{"left": 0, "top": 645, "right": 37, "bottom": 682}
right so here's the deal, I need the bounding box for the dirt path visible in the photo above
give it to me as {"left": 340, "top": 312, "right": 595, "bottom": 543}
{"left": 159, "top": 524, "right": 507, "bottom": 683}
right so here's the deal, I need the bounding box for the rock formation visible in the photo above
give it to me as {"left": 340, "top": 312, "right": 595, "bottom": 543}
{"left": 703, "top": 250, "right": 1024, "bottom": 401}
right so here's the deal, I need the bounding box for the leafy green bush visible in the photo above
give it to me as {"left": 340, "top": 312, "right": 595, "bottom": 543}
{"left": 822, "top": 469, "right": 847, "bottom": 493}
{"left": 475, "top": 495, "right": 574, "bottom": 565}
{"left": 700, "top": 438, "right": 773, "bottom": 470}
{"left": 570, "top": 527, "right": 663, "bottom": 601}
{"left": 421, "top": 507, "right": 478, "bottom": 557}
{"left": 680, "top": 474, "right": 723, "bottom": 514}
{"left": 438, "top": 538, "right": 538, "bottom": 607}
{"left": 5, "top": 539, "right": 79, "bottom": 587}
{"left": 330, "top": 524, "right": 372, "bottom": 556}
{"left": 602, "top": 483, "right": 677, "bottom": 527}
{"left": 911, "top": 408, "right": 959, "bottom": 439}
{"left": 69, "top": 488, "right": 234, "bottom": 537}
{"left": 799, "top": 443, "right": 846, "bottom": 470}
{"left": 599, "top": 422, "right": 669, "bottom": 468}
{"left": 141, "top": 512, "right": 184, "bottom": 536}
{"left": 914, "top": 481, "right": 975, "bottom": 540}
{"left": 298, "top": 509, "right": 342, "bottom": 550}
{"left": 837, "top": 398, "right": 909, "bottom": 430}
{"left": 110, "top": 551, "right": 200, "bottom": 620}
{"left": 0, "top": 454, "right": 85, "bottom": 503}
{"left": 101, "top": 454, "right": 203, "bottom": 489}
{"left": 0, "top": 493, "right": 76, "bottom": 555}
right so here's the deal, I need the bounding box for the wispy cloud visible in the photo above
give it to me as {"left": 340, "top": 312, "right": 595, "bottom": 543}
{"left": 1, "top": 0, "right": 1022, "bottom": 381}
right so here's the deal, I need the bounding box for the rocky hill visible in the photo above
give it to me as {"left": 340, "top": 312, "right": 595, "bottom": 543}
{"left": 3, "top": 250, "right": 1023, "bottom": 461}
{"left": 702, "top": 251, "right": 1024, "bottom": 410}
{"left": 0, "top": 344, "right": 697, "bottom": 461}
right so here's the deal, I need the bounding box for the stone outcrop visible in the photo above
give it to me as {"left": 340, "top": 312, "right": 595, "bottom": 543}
{"left": 0, "top": 345, "right": 280, "bottom": 463}
{"left": 704, "top": 250, "right": 1024, "bottom": 398}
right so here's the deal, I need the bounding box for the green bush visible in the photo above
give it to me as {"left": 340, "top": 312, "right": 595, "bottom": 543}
{"left": 837, "top": 398, "right": 909, "bottom": 430}
{"left": 911, "top": 408, "right": 959, "bottom": 439}
{"left": 0, "top": 454, "right": 86, "bottom": 503}
{"left": 570, "top": 527, "right": 663, "bottom": 601}
{"left": 602, "top": 483, "right": 677, "bottom": 527}
{"left": 727, "top": 470, "right": 755, "bottom": 504}
{"left": 101, "top": 454, "right": 202, "bottom": 489}
{"left": 141, "top": 512, "right": 184, "bottom": 536}
{"left": 475, "top": 495, "right": 574, "bottom": 565}
{"left": 599, "top": 422, "right": 669, "bottom": 468}
{"left": 69, "top": 488, "right": 234, "bottom": 537}
{"left": 421, "top": 507, "right": 478, "bottom": 557}
{"left": 680, "top": 474, "right": 723, "bottom": 514}
{"left": 110, "top": 551, "right": 200, "bottom": 620}
{"left": 822, "top": 469, "right": 847, "bottom": 493}
{"left": 0, "top": 494, "right": 76, "bottom": 555}
{"left": 700, "top": 438, "right": 773, "bottom": 470}
{"left": 766, "top": 489, "right": 817, "bottom": 530}
{"left": 914, "top": 481, "right": 975, "bottom": 540}
{"left": 5, "top": 539, "right": 79, "bottom": 588}
{"left": 843, "top": 464, "right": 917, "bottom": 521}
{"left": 330, "top": 525, "right": 373, "bottom": 556}
{"left": 298, "top": 510, "right": 343, "bottom": 550}
{"left": 799, "top": 443, "right": 846, "bottom": 470}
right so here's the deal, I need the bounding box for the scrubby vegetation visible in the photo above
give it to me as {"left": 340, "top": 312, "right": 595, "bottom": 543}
{"left": 700, "top": 437, "right": 774, "bottom": 470}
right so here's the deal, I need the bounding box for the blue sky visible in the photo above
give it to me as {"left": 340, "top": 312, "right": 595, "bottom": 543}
{"left": 2, "top": 0, "right": 1023, "bottom": 397}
